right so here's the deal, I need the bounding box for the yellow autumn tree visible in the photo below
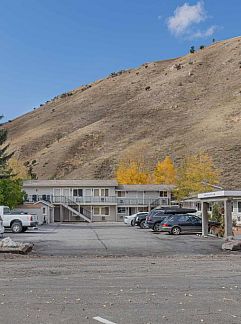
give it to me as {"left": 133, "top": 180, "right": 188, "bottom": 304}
{"left": 154, "top": 156, "right": 176, "bottom": 184}
{"left": 175, "top": 152, "right": 220, "bottom": 200}
{"left": 116, "top": 143, "right": 153, "bottom": 184}
{"left": 116, "top": 161, "right": 152, "bottom": 184}
{"left": 8, "top": 158, "right": 30, "bottom": 180}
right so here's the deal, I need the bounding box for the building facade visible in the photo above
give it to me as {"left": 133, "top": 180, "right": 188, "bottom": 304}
{"left": 23, "top": 180, "right": 175, "bottom": 223}
{"left": 16, "top": 201, "right": 54, "bottom": 225}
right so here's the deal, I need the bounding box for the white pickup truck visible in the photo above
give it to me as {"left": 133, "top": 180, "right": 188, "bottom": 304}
{"left": 0, "top": 206, "right": 38, "bottom": 233}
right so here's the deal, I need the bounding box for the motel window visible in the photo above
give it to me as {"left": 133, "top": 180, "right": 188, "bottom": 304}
{"left": 117, "top": 191, "right": 125, "bottom": 197}
{"left": 93, "top": 207, "right": 110, "bottom": 216}
{"left": 93, "top": 207, "right": 100, "bottom": 215}
{"left": 238, "top": 202, "right": 241, "bottom": 213}
{"left": 117, "top": 207, "right": 126, "bottom": 214}
{"left": 73, "top": 189, "right": 83, "bottom": 197}
{"left": 94, "top": 189, "right": 109, "bottom": 197}
{"left": 160, "top": 191, "right": 167, "bottom": 197}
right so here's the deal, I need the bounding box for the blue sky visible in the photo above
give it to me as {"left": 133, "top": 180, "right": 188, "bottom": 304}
{"left": 0, "top": 0, "right": 240, "bottom": 121}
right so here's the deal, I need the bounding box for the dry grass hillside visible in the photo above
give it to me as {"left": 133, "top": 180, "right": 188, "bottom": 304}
{"left": 4, "top": 36, "right": 241, "bottom": 188}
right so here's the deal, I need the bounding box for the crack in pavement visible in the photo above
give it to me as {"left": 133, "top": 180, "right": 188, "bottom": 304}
{"left": 88, "top": 224, "right": 108, "bottom": 251}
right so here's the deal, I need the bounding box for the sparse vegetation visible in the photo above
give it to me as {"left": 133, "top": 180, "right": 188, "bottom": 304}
{"left": 190, "top": 46, "right": 195, "bottom": 54}
{"left": 24, "top": 160, "right": 38, "bottom": 180}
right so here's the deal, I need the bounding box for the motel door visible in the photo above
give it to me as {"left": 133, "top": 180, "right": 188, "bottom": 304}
{"left": 63, "top": 189, "right": 70, "bottom": 202}
{"left": 85, "top": 189, "right": 92, "bottom": 203}
{"left": 53, "top": 188, "right": 61, "bottom": 203}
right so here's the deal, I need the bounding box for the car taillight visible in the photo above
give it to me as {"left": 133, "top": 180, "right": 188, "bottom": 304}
{"left": 162, "top": 223, "right": 169, "bottom": 227}
{"left": 29, "top": 215, "right": 33, "bottom": 221}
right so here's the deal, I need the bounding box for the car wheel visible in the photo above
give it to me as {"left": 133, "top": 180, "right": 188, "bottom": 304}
{"left": 171, "top": 226, "right": 181, "bottom": 235}
{"left": 139, "top": 220, "right": 146, "bottom": 229}
{"left": 131, "top": 219, "right": 135, "bottom": 226}
{"left": 11, "top": 221, "right": 23, "bottom": 233}
{"left": 153, "top": 223, "right": 160, "bottom": 232}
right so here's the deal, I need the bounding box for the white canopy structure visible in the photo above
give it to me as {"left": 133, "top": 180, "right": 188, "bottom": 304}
{"left": 197, "top": 191, "right": 241, "bottom": 237}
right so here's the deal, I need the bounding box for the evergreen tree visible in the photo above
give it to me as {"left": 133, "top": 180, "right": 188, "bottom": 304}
{"left": 0, "top": 116, "right": 25, "bottom": 207}
{"left": 0, "top": 116, "right": 14, "bottom": 179}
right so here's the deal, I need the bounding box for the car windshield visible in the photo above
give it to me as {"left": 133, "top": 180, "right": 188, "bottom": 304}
{"left": 3, "top": 207, "right": 11, "bottom": 214}
{"left": 148, "top": 209, "right": 159, "bottom": 217}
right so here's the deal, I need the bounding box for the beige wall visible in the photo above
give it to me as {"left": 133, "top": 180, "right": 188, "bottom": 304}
{"left": 91, "top": 205, "right": 116, "bottom": 222}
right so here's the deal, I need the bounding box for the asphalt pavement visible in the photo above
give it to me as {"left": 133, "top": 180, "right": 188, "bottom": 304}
{"left": 5, "top": 222, "right": 224, "bottom": 257}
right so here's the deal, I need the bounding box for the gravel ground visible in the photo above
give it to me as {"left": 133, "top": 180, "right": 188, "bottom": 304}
{"left": 1, "top": 223, "right": 241, "bottom": 324}
{"left": 0, "top": 255, "right": 241, "bottom": 324}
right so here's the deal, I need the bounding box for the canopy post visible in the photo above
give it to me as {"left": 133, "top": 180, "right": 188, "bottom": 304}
{"left": 202, "top": 201, "right": 209, "bottom": 236}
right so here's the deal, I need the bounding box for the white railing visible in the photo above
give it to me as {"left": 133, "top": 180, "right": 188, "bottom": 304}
{"left": 26, "top": 195, "right": 170, "bottom": 206}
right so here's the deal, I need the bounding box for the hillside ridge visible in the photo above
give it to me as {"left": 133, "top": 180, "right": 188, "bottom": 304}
{"left": 5, "top": 36, "right": 241, "bottom": 188}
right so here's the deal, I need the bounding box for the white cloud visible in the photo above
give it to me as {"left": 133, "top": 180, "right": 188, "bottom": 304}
{"left": 191, "top": 25, "right": 217, "bottom": 39}
{"left": 167, "top": 1, "right": 216, "bottom": 39}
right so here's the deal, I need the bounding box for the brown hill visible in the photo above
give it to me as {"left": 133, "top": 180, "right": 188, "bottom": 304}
{"left": 4, "top": 36, "right": 241, "bottom": 188}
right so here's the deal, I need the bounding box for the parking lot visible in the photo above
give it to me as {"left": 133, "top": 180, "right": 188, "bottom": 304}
{"left": 1, "top": 223, "right": 241, "bottom": 324}
{"left": 5, "top": 222, "right": 224, "bottom": 257}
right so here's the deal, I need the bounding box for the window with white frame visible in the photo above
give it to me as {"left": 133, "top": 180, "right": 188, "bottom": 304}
{"left": 160, "top": 191, "right": 168, "bottom": 197}
{"left": 93, "top": 206, "right": 110, "bottom": 216}
{"left": 117, "top": 207, "right": 126, "bottom": 214}
{"left": 93, "top": 188, "right": 109, "bottom": 197}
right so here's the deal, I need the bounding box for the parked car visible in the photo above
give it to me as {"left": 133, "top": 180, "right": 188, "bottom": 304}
{"left": 160, "top": 214, "right": 220, "bottom": 235}
{"left": 0, "top": 206, "right": 38, "bottom": 233}
{"left": 135, "top": 212, "right": 150, "bottom": 228}
{"left": 146, "top": 207, "right": 197, "bottom": 231}
{"left": 0, "top": 215, "right": 4, "bottom": 237}
{"left": 124, "top": 212, "right": 148, "bottom": 226}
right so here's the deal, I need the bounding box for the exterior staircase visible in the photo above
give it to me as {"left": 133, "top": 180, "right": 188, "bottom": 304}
{"left": 61, "top": 201, "right": 91, "bottom": 223}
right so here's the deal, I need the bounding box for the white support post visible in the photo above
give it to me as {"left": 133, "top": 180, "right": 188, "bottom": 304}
{"left": 60, "top": 205, "right": 64, "bottom": 222}
{"left": 224, "top": 199, "right": 233, "bottom": 237}
{"left": 201, "top": 201, "right": 209, "bottom": 236}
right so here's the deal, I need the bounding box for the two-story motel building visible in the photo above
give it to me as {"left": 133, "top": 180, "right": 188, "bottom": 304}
{"left": 22, "top": 180, "right": 175, "bottom": 223}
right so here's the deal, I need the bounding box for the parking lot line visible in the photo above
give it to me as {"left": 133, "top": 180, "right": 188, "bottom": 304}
{"left": 93, "top": 316, "right": 117, "bottom": 324}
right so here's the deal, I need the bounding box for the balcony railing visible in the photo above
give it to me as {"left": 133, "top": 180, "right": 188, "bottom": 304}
{"left": 117, "top": 197, "right": 169, "bottom": 206}
{"left": 26, "top": 195, "right": 170, "bottom": 206}
{"left": 56, "top": 196, "right": 117, "bottom": 204}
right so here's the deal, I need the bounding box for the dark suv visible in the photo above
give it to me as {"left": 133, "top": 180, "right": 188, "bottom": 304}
{"left": 160, "top": 214, "right": 220, "bottom": 235}
{"left": 146, "top": 207, "right": 197, "bottom": 231}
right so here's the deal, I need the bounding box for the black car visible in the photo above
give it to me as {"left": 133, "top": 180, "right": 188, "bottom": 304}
{"left": 160, "top": 214, "right": 220, "bottom": 235}
{"left": 146, "top": 207, "right": 197, "bottom": 231}
{"left": 135, "top": 212, "right": 150, "bottom": 228}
